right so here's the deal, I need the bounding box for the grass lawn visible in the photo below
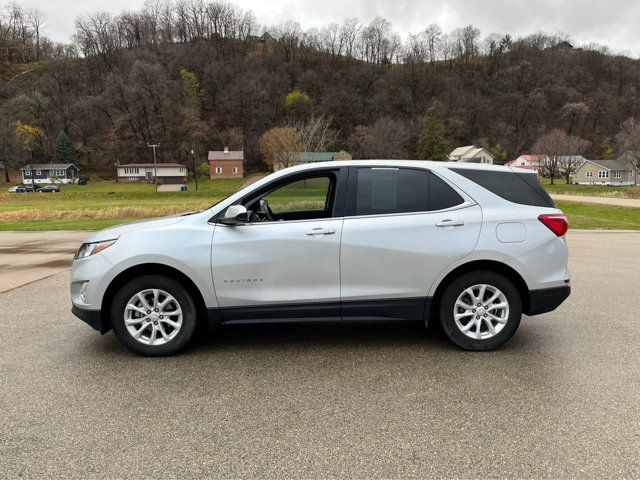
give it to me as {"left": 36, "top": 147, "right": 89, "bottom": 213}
{"left": 2, "top": 175, "right": 640, "bottom": 231}
{"left": 541, "top": 178, "right": 640, "bottom": 198}
{"left": 556, "top": 201, "right": 640, "bottom": 230}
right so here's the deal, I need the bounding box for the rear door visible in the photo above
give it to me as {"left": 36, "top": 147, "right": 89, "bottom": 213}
{"left": 339, "top": 166, "right": 482, "bottom": 319}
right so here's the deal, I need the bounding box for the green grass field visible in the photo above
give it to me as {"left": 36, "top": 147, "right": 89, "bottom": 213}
{"left": 541, "top": 178, "right": 640, "bottom": 198}
{"left": 1, "top": 175, "right": 640, "bottom": 231}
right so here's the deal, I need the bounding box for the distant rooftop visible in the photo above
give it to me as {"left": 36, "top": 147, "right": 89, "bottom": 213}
{"left": 20, "top": 163, "right": 77, "bottom": 170}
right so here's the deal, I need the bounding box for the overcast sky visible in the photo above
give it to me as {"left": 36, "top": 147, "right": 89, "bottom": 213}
{"left": 19, "top": 0, "right": 640, "bottom": 57}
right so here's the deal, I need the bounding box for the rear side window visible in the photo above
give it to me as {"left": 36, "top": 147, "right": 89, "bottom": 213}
{"left": 450, "top": 169, "right": 555, "bottom": 208}
{"left": 429, "top": 173, "right": 465, "bottom": 210}
{"left": 355, "top": 167, "right": 427, "bottom": 215}
{"left": 348, "top": 167, "right": 465, "bottom": 216}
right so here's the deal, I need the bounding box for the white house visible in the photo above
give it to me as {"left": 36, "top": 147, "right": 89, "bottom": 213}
{"left": 20, "top": 163, "right": 79, "bottom": 184}
{"left": 448, "top": 145, "right": 494, "bottom": 164}
{"left": 116, "top": 163, "right": 187, "bottom": 184}
{"left": 505, "top": 155, "right": 545, "bottom": 173}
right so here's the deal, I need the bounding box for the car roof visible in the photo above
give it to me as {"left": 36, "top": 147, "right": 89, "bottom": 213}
{"left": 279, "top": 159, "right": 515, "bottom": 174}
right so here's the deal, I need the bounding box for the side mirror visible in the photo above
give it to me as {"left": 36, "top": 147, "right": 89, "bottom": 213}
{"left": 219, "top": 205, "right": 248, "bottom": 225}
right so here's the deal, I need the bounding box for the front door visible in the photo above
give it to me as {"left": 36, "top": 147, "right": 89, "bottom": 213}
{"left": 339, "top": 166, "right": 482, "bottom": 320}
{"left": 211, "top": 169, "right": 346, "bottom": 322}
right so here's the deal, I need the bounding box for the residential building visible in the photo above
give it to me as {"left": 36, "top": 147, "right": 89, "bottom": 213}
{"left": 208, "top": 148, "right": 244, "bottom": 178}
{"left": 116, "top": 163, "right": 187, "bottom": 184}
{"left": 273, "top": 150, "right": 352, "bottom": 171}
{"left": 20, "top": 163, "right": 79, "bottom": 185}
{"left": 572, "top": 159, "right": 635, "bottom": 186}
{"left": 506, "top": 155, "right": 544, "bottom": 173}
{"left": 448, "top": 145, "right": 494, "bottom": 164}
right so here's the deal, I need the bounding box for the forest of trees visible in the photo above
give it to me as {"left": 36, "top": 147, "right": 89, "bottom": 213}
{"left": 1, "top": 0, "right": 640, "bottom": 178}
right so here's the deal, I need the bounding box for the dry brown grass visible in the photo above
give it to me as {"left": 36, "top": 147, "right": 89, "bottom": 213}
{"left": 0, "top": 204, "right": 210, "bottom": 221}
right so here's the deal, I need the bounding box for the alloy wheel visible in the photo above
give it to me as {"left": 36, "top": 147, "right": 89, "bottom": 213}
{"left": 453, "top": 284, "right": 509, "bottom": 340}
{"left": 124, "top": 289, "right": 183, "bottom": 346}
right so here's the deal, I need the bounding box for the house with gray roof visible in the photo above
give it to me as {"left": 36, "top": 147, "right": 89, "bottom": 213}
{"left": 572, "top": 159, "right": 636, "bottom": 186}
{"left": 273, "top": 150, "right": 352, "bottom": 171}
{"left": 20, "top": 163, "right": 79, "bottom": 185}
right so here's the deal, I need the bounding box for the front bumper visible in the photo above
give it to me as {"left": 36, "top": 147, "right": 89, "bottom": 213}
{"left": 71, "top": 305, "right": 110, "bottom": 334}
{"left": 525, "top": 285, "right": 571, "bottom": 316}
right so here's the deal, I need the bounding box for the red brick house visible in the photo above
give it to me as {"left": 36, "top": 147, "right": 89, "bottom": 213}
{"left": 208, "top": 148, "right": 244, "bottom": 178}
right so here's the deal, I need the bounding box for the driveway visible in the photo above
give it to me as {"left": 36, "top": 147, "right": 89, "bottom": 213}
{"left": 0, "top": 231, "right": 88, "bottom": 292}
{"left": 551, "top": 193, "right": 640, "bottom": 207}
{"left": 0, "top": 231, "right": 638, "bottom": 478}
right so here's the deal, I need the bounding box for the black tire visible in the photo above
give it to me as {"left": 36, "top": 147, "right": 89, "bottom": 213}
{"left": 111, "top": 275, "right": 197, "bottom": 356}
{"left": 439, "top": 271, "right": 522, "bottom": 351}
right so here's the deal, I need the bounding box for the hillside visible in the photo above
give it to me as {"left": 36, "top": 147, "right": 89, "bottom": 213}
{"left": 1, "top": 1, "right": 640, "bottom": 174}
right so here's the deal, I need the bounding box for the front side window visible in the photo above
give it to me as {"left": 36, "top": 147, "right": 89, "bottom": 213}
{"left": 36, "top": 170, "right": 41, "bottom": 175}
{"left": 586, "top": 171, "right": 593, "bottom": 178}
{"left": 215, "top": 167, "right": 222, "bottom": 174}
{"left": 243, "top": 173, "right": 336, "bottom": 222}
{"left": 24, "top": 170, "right": 31, "bottom": 176}
{"left": 232, "top": 167, "right": 238, "bottom": 173}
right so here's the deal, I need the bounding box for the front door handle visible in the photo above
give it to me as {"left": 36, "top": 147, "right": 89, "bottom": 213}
{"left": 436, "top": 219, "right": 465, "bottom": 228}
{"left": 306, "top": 227, "right": 336, "bottom": 236}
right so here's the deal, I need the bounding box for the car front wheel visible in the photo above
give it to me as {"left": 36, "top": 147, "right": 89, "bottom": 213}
{"left": 111, "top": 275, "right": 197, "bottom": 356}
{"left": 439, "top": 271, "right": 522, "bottom": 351}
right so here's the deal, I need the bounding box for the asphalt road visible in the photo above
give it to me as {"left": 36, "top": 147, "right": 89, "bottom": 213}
{"left": 1, "top": 231, "right": 639, "bottom": 478}
{"left": 550, "top": 193, "right": 640, "bottom": 208}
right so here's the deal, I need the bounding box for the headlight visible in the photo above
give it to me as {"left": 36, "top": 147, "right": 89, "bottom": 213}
{"left": 75, "top": 239, "right": 117, "bottom": 260}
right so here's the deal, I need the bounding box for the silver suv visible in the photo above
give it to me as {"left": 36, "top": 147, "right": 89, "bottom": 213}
{"left": 71, "top": 161, "right": 570, "bottom": 355}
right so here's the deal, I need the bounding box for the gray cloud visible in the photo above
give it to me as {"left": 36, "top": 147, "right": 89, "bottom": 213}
{"left": 18, "top": 0, "right": 640, "bottom": 57}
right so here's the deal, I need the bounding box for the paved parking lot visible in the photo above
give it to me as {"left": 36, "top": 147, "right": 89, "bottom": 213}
{"left": 1, "top": 231, "right": 639, "bottom": 478}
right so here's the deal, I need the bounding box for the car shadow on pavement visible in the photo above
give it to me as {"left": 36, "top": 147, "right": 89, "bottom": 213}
{"left": 190, "top": 321, "right": 453, "bottom": 353}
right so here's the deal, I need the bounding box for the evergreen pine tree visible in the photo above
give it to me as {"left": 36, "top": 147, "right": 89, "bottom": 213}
{"left": 416, "top": 108, "right": 449, "bottom": 161}
{"left": 53, "top": 132, "right": 77, "bottom": 164}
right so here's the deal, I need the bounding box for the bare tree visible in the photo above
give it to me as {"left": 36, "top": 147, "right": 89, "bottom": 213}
{"left": 615, "top": 118, "right": 640, "bottom": 185}
{"left": 297, "top": 116, "right": 338, "bottom": 154}
{"left": 533, "top": 129, "right": 590, "bottom": 184}
{"left": 259, "top": 127, "right": 303, "bottom": 170}
{"left": 26, "top": 8, "right": 45, "bottom": 61}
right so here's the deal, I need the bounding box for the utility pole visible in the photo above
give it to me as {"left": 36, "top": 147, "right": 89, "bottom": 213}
{"left": 147, "top": 143, "right": 160, "bottom": 192}
{"left": 191, "top": 147, "right": 198, "bottom": 191}
{"left": 29, "top": 148, "right": 35, "bottom": 193}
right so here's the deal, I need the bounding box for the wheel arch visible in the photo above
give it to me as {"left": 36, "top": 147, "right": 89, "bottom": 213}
{"left": 429, "top": 260, "right": 530, "bottom": 321}
{"left": 100, "top": 263, "right": 208, "bottom": 333}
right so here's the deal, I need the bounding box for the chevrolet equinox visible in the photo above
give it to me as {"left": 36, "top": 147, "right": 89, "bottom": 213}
{"left": 71, "top": 160, "right": 570, "bottom": 355}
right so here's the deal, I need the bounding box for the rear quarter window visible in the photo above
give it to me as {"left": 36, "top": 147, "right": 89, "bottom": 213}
{"left": 450, "top": 169, "right": 555, "bottom": 208}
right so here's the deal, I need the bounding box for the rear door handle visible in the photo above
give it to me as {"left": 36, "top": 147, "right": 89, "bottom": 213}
{"left": 306, "top": 227, "right": 336, "bottom": 236}
{"left": 436, "top": 219, "right": 465, "bottom": 228}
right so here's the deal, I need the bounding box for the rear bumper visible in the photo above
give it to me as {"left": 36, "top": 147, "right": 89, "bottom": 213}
{"left": 71, "top": 305, "right": 110, "bottom": 334}
{"left": 525, "top": 286, "right": 571, "bottom": 316}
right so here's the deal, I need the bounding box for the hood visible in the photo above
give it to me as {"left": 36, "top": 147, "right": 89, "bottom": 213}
{"left": 83, "top": 215, "right": 186, "bottom": 243}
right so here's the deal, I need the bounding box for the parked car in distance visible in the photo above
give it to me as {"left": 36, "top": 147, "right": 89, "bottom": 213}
{"left": 71, "top": 160, "right": 571, "bottom": 356}
{"left": 37, "top": 185, "right": 60, "bottom": 193}
{"left": 8, "top": 185, "right": 26, "bottom": 193}
{"left": 78, "top": 176, "right": 89, "bottom": 185}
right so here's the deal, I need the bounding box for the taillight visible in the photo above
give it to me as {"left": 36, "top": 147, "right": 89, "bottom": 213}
{"left": 538, "top": 214, "right": 568, "bottom": 236}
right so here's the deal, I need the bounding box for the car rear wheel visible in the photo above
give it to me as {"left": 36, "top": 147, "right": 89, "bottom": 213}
{"left": 439, "top": 271, "right": 522, "bottom": 351}
{"left": 111, "top": 275, "right": 197, "bottom": 356}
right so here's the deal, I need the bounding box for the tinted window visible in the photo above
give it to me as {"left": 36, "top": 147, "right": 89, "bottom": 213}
{"left": 355, "top": 168, "right": 427, "bottom": 215}
{"left": 450, "top": 169, "right": 555, "bottom": 208}
{"left": 428, "top": 172, "right": 464, "bottom": 210}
